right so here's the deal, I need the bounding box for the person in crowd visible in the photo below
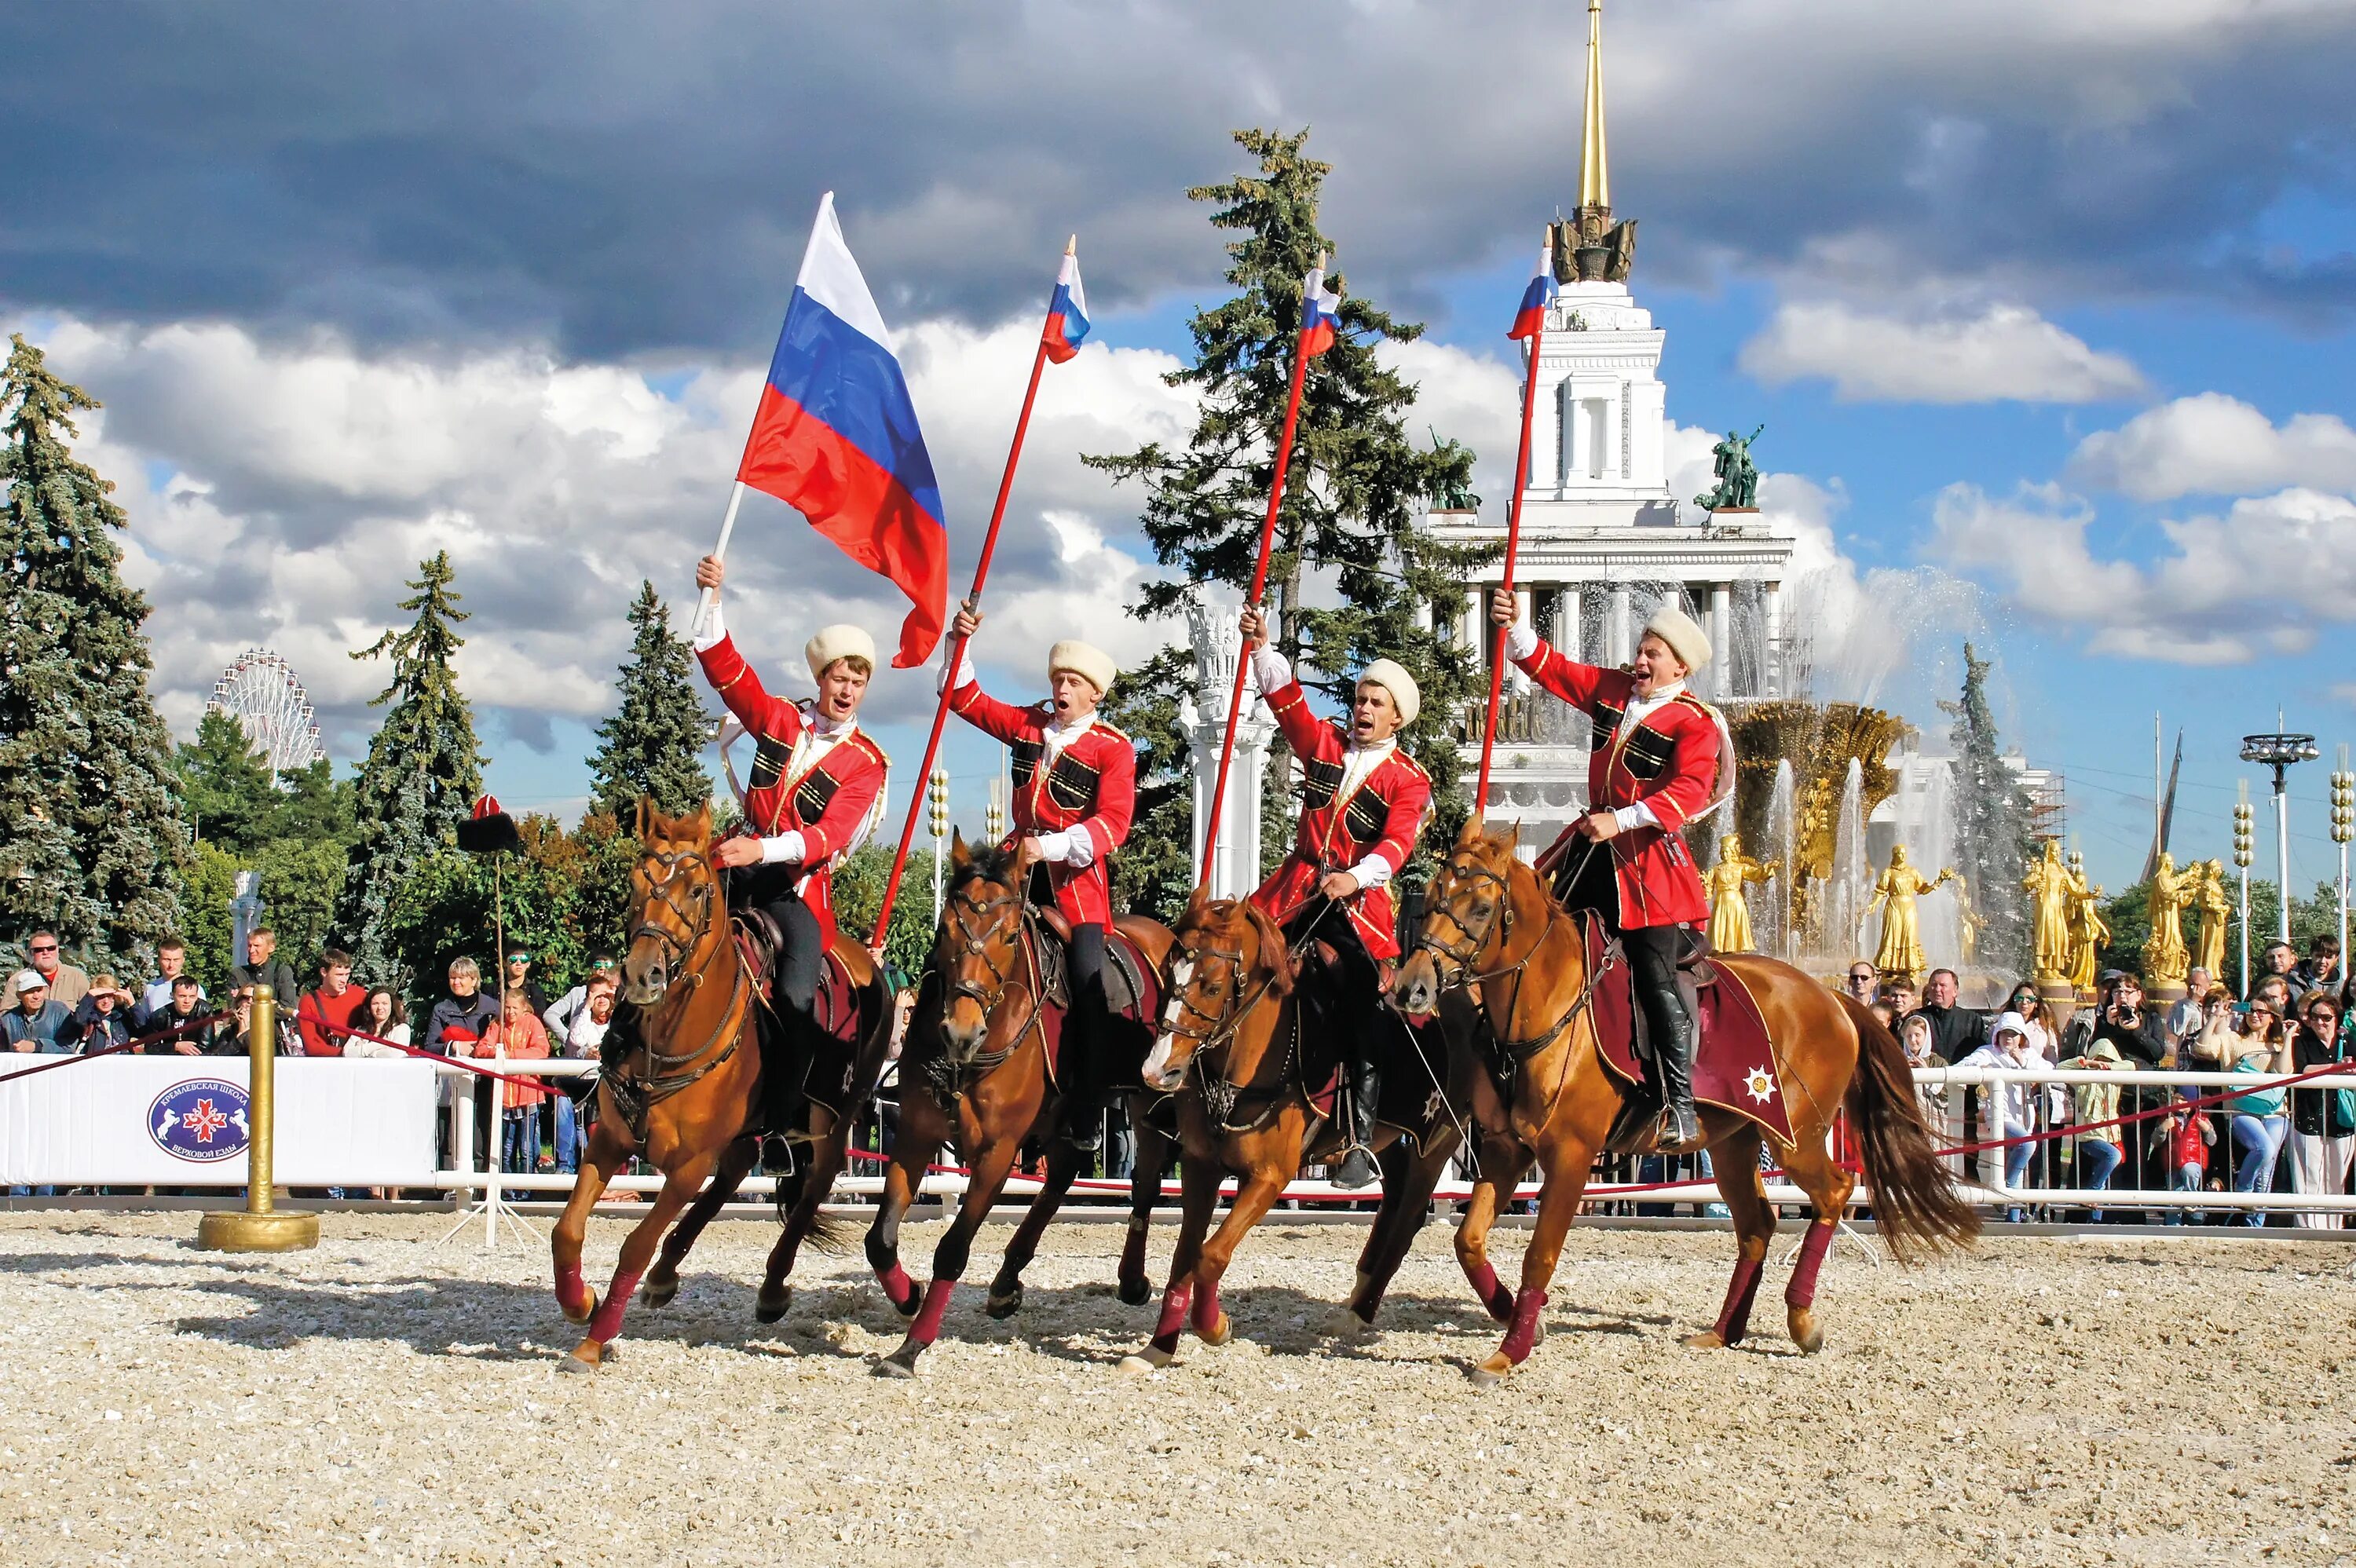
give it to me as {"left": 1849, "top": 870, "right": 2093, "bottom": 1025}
{"left": 550, "top": 970, "right": 617, "bottom": 1174}
{"left": 2167, "top": 967, "right": 2211, "bottom": 1051}
{"left": 2003, "top": 983, "right": 2069, "bottom": 1189}
{"left": 1844, "top": 960, "right": 1879, "bottom": 1007}
{"left": 2259, "top": 941, "right": 2302, "bottom": 1001}
{"left": 230, "top": 927, "right": 300, "bottom": 1005}
{"left": 1879, "top": 976, "right": 1920, "bottom": 1019}
{"left": 423, "top": 958, "right": 499, "bottom": 1053}
{"left": 2286, "top": 989, "right": 2354, "bottom": 1229}
{"left": 485, "top": 985, "right": 553, "bottom": 1173}
{"left": 3, "top": 970, "right": 74, "bottom": 1051}
{"left": 1917, "top": 968, "right": 1988, "bottom": 1061}
{"left": 2069, "top": 969, "right": 2171, "bottom": 1192}
{"left": 136, "top": 937, "right": 200, "bottom": 1025}
{"left": 2054, "top": 1036, "right": 2126, "bottom": 1222}
{"left": 15, "top": 930, "right": 89, "bottom": 1009}
{"left": 2250, "top": 972, "right": 2294, "bottom": 1018}
{"left": 2227, "top": 1000, "right": 2294, "bottom": 1226}
{"left": 295, "top": 948, "right": 370, "bottom": 1056}
{"left": 2164, "top": 1098, "right": 2215, "bottom": 1226}
{"left": 338, "top": 988, "right": 411, "bottom": 1058}
{"left": 2295, "top": 936, "right": 2340, "bottom": 1000}
{"left": 541, "top": 953, "right": 619, "bottom": 1039}
{"left": 141, "top": 975, "right": 210, "bottom": 1055}
{"left": 2184, "top": 984, "right": 2243, "bottom": 1204}
{"left": 502, "top": 949, "right": 553, "bottom": 1016}
{"left": 1956, "top": 1012, "right": 2040, "bottom": 1221}
{"left": 63, "top": 974, "right": 134, "bottom": 1054}
{"left": 1897, "top": 1010, "right": 1952, "bottom": 1155}
{"left": 206, "top": 991, "right": 258, "bottom": 1056}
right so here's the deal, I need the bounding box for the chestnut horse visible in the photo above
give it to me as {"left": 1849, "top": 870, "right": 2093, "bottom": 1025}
{"left": 865, "top": 835, "right": 1177, "bottom": 1377}
{"left": 1122, "top": 891, "right": 1457, "bottom": 1371}
{"left": 1391, "top": 820, "right": 1977, "bottom": 1384}
{"left": 551, "top": 800, "right": 890, "bottom": 1373}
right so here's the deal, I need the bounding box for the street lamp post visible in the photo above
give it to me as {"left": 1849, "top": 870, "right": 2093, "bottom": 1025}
{"left": 2332, "top": 748, "right": 2353, "bottom": 986}
{"left": 2233, "top": 783, "right": 2255, "bottom": 995}
{"left": 2240, "top": 725, "right": 2319, "bottom": 945}
{"left": 927, "top": 765, "right": 951, "bottom": 925}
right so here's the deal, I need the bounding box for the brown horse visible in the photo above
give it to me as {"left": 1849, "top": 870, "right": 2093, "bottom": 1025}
{"left": 551, "top": 800, "right": 890, "bottom": 1373}
{"left": 865, "top": 835, "right": 1177, "bottom": 1377}
{"left": 1121, "top": 890, "right": 1454, "bottom": 1371}
{"left": 1390, "top": 819, "right": 1977, "bottom": 1384}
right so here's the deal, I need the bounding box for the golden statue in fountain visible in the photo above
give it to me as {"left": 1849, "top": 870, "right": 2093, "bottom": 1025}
{"left": 1704, "top": 833, "right": 1778, "bottom": 955}
{"left": 1865, "top": 844, "right": 1956, "bottom": 983}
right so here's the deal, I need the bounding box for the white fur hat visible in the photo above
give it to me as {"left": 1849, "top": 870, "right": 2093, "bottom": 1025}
{"left": 1048, "top": 639, "right": 1117, "bottom": 696}
{"left": 804, "top": 623, "right": 877, "bottom": 679}
{"left": 1357, "top": 658, "right": 1421, "bottom": 727}
{"left": 1640, "top": 604, "right": 1712, "bottom": 671}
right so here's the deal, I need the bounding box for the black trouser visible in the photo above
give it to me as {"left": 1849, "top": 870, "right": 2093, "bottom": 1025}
{"left": 724, "top": 862, "right": 825, "bottom": 1014}
{"left": 1062, "top": 920, "right": 1112, "bottom": 1151}
{"left": 1285, "top": 904, "right": 1384, "bottom": 1140}
{"left": 1553, "top": 834, "right": 1691, "bottom": 1097}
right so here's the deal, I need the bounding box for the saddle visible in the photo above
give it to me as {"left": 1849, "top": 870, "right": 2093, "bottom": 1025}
{"left": 732, "top": 912, "right": 875, "bottom": 1133}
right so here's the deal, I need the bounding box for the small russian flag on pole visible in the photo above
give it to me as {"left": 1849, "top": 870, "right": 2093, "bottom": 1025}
{"left": 1041, "top": 238, "right": 1091, "bottom": 364}
{"left": 1509, "top": 240, "right": 1557, "bottom": 340}
{"left": 1299, "top": 260, "right": 1343, "bottom": 359}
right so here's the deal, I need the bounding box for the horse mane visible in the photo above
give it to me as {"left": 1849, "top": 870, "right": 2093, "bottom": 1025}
{"left": 1176, "top": 895, "right": 1295, "bottom": 998}
{"left": 952, "top": 841, "right": 1022, "bottom": 894}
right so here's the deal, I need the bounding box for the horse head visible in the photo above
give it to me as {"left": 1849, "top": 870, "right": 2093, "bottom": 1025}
{"left": 933, "top": 832, "right": 1033, "bottom": 1063}
{"left": 622, "top": 795, "right": 719, "bottom": 1007}
{"left": 1141, "top": 887, "right": 1293, "bottom": 1093}
{"left": 1392, "top": 815, "right": 1520, "bottom": 1015}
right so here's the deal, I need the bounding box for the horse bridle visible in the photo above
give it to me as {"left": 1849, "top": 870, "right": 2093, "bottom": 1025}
{"left": 928, "top": 875, "right": 1044, "bottom": 1080}
{"left": 1416, "top": 848, "right": 1601, "bottom": 1065}
{"left": 631, "top": 846, "right": 718, "bottom": 984}
{"left": 1160, "top": 933, "right": 1291, "bottom": 1131}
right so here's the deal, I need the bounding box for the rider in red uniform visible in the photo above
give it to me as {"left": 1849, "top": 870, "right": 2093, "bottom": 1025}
{"left": 944, "top": 605, "right": 1136, "bottom": 1137}
{"left": 691, "top": 554, "right": 889, "bottom": 1013}
{"left": 1488, "top": 586, "right": 1730, "bottom": 1150}
{"left": 1241, "top": 608, "right": 1432, "bottom": 1187}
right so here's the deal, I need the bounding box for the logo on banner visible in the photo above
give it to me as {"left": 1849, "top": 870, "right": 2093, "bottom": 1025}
{"left": 148, "top": 1079, "right": 251, "bottom": 1163}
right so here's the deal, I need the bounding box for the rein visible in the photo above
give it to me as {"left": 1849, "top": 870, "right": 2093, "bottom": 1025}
{"left": 922, "top": 875, "right": 1048, "bottom": 1099}
{"left": 1162, "top": 930, "right": 1301, "bottom": 1135}
{"left": 1418, "top": 846, "right": 1604, "bottom": 1108}
{"left": 608, "top": 845, "right": 752, "bottom": 1134}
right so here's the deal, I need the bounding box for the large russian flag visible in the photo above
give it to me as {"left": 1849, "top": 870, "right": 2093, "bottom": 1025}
{"left": 1299, "top": 263, "right": 1343, "bottom": 359}
{"left": 736, "top": 192, "right": 949, "bottom": 668}
{"left": 1509, "top": 240, "right": 1557, "bottom": 340}
{"left": 1041, "top": 245, "right": 1091, "bottom": 364}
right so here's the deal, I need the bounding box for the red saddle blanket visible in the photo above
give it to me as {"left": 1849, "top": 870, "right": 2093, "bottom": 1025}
{"left": 1583, "top": 914, "right": 1794, "bottom": 1146}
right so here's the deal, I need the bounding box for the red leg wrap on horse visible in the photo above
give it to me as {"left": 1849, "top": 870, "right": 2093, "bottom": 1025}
{"left": 1712, "top": 1255, "right": 1765, "bottom": 1344}
{"left": 587, "top": 1268, "right": 640, "bottom": 1343}
{"left": 1463, "top": 1258, "right": 1514, "bottom": 1324}
{"left": 1498, "top": 1286, "right": 1546, "bottom": 1365}
{"left": 1191, "top": 1278, "right": 1222, "bottom": 1335}
{"left": 909, "top": 1279, "right": 956, "bottom": 1345}
{"left": 555, "top": 1260, "right": 587, "bottom": 1318}
{"left": 876, "top": 1259, "right": 916, "bottom": 1312}
{"left": 1151, "top": 1283, "right": 1193, "bottom": 1355}
{"left": 1785, "top": 1220, "right": 1835, "bottom": 1310}
{"left": 1118, "top": 1222, "right": 1148, "bottom": 1283}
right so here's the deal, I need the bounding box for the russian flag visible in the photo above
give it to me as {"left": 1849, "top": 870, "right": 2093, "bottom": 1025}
{"left": 1299, "top": 263, "right": 1342, "bottom": 359}
{"left": 1041, "top": 244, "right": 1091, "bottom": 364}
{"left": 1509, "top": 241, "right": 1557, "bottom": 341}
{"left": 735, "top": 192, "right": 949, "bottom": 668}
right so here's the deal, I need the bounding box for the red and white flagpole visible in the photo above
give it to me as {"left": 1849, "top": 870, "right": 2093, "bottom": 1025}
{"left": 868, "top": 239, "right": 1076, "bottom": 955}
{"left": 1473, "top": 236, "right": 1551, "bottom": 818}
{"left": 1197, "top": 255, "right": 1323, "bottom": 890}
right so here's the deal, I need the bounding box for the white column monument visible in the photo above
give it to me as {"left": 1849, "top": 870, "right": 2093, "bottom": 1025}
{"left": 1180, "top": 600, "right": 1276, "bottom": 901}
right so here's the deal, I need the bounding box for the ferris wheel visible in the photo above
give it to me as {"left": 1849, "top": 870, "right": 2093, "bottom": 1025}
{"left": 206, "top": 649, "right": 325, "bottom": 775}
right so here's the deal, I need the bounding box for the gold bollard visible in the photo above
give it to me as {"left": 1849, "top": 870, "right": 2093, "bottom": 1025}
{"left": 197, "top": 981, "right": 320, "bottom": 1252}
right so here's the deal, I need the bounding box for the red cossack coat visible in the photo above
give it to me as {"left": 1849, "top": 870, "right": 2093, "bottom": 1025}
{"left": 699, "top": 634, "right": 889, "bottom": 949}
{"left": 949, "top": 680, "right": 1135, "bottom": 926}
{"left": 1510, "top": 638, "right": 1722, "bottom": 930}
{"left": 1249, "top": 679, "right": 1432, "bottom": 962}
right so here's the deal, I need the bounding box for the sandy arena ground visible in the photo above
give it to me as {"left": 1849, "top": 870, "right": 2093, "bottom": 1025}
{"left": 1, "top": 1208, "right": 2351, "bottom": 1566}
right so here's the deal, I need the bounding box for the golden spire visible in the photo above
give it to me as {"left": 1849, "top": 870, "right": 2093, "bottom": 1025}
{"left": 1579, "top": 0, "right": 1609, "bottom": 213}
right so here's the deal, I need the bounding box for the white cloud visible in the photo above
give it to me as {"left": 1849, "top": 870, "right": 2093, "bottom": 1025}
{"left": 1930, "top": 479, "right": 2356, "bottom": 663}
{"left": 2069, "top": 393, "right": 2356, "bottom": 501}
{"left": 1738, "top": 302, "right": 2146, "bottom": 404}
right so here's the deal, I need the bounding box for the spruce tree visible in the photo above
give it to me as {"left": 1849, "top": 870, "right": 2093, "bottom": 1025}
{"left": 1941, "top": 642, "right": 2035, "bottom": 974}
{"left": 339, "top": 553, "right": 485, "bottom": 985}
{"left": 175, "top": 710, "right": 280, "bottom": 854}
{"left": 0, "top": 335, "right": 189, "bottom": 968}
{"left": 587, "top": 580, "right": 714, "bottom": 819}
{"left": 1087, "top": 128, "right": 1489, "bottom": 875}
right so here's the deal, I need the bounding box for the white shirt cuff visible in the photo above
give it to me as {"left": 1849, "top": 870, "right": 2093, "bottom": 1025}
{"left": 693, "top": 599, "right": 726, "bottom": 652}
{"left": 1250, "top": 645, "right": 1292, "bottom": 695}
{"left": 939, "top": 645, "right": 976, "bottom": 694}
{"left": 1034, "top": 829, "right": 1092, "bottom": 867}
{"left": 1505, "top": 623, "right": 1538, "bottom": 661}
{"left": 1348, "top": 853, "right": 1395, "bottom": 890}
{"left": 1612, "top": 802, "right": 1659, "bottom": 833}
{"left": 758, "top": 831, "right": 807, "bottom": 865}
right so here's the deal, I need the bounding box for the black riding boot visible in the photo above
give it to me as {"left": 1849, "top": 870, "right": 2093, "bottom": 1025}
{"left": 1627, "top": 929, "right": 1701, "bottom": 1152}
{"left": 1332, "top": 1054, "right": 1381, "bottom": 1189}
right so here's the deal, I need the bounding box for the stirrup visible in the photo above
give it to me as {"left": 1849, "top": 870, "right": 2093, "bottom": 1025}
{"left": 1655, "top": 1103, "right": 1704, "bottom": 1154}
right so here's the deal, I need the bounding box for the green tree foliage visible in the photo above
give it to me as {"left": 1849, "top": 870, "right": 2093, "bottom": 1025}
{"left": 1101, "top": 646, "right": 1201, "bottom": 924}
{"left": 1086, "top": 128, "right": 1489, "bottom": 884}
{"left": 587, "top": 581, "right": 715, "bottom": 819}
{"left": 175, "top": 710, "right": 279, "bottom": 853}
{"left": 383, "top": 814, "right": 641, "bottom": 1011}
{"left": 1940, "top": 642, "right": 2036, "bottom": 975}
{"left": 0, "top": 335, "right": 190, "bottom": 970}
{"left": 829, "top": 842, "right": 941, "bottom": 979}
{"left": 339, "top": 553, "right": 485, "bottom": 989}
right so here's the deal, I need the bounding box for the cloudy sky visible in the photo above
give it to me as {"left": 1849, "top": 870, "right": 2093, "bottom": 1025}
{"left": 7, "top": 0, "right": 2355, "bottom": 891}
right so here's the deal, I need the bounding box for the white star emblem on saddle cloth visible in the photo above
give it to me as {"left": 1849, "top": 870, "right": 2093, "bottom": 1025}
{"left": 1743, "top": 1067, "right": 1777, "bottom": 1105}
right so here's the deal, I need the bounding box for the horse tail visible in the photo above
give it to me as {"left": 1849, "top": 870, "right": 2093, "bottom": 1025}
{"left": 770, "top": 1150, "right": 848, "bottom": 1252}
{"left": 1835, "top": 992, "right": 1980, "bottom": 1262}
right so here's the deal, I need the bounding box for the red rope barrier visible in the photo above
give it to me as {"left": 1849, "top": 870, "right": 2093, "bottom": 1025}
{"left": 0, "top": 1011, "right": 231, "bottom": 1083}
{"left": 314, "top": 1018, "right": 573, "bottom": 1093}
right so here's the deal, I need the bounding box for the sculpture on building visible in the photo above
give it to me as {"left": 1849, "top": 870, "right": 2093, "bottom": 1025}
{"left": 2142, "top": 851, "right": 2193, "bottom": 992}
{"left": 1865, "top": 843, "right": 1956, "bottom": 982}
{"left": 2022, "top": 839, "right": 2076, "bottom": 985}
{"left": 1695, "top": 426, "right": 1763, "bottom": 511}
{"left": 1426, "top": 429, "right": 1480, "bottom": 510}
{"left": 2193, "top": 857, "right": 2232, "bottom": 981}
{"left": 1703, "top": 833, "right": 1777, "bottom": 955}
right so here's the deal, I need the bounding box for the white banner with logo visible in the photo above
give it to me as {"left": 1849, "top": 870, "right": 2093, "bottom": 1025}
{"left": 0, "top": 1058, "right": 438, "bottom": 1186}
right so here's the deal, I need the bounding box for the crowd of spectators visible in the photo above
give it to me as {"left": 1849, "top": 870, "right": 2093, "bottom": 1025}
{"left": 1861, "top": 932, "right": 2356, "bottom": 1228}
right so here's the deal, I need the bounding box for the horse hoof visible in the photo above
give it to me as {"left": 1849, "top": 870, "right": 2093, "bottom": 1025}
{"left": 1791, "top": 1319, "right": 1824, "bottom": 1355}
{"left": 560, "top": 1286, "right": 598, "bottom": 1327}
{"left": 754, "top": 1286, "right": 792, "bottom": 1325}
{"left": 984, "top": 1281, "right": 1023, "bottom": 1320}
{"left": 1118, "top": 1275, "right": 1152, "bottom": 1307}
{"left": 557, "top": 1352, "right": 598, "bottom": 1376}
{"left": 1196, "top": 1313, "right": 1233, "bottom": 1348}
{"left": 1467, "top": 1352, "right": 1513, "bottom": 1389}
{"left": 642, "top": 1274, "right": 679, "bottom": 1310}
{"left": 1117, "top": 1347, "right": 1173, "bottom": 1376}
{"left": 873, "top": 1342, "right": 923, "bottom": 1379}
{"left": 1681, "top": 1329, "right": 1729, "bottom": 1352}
